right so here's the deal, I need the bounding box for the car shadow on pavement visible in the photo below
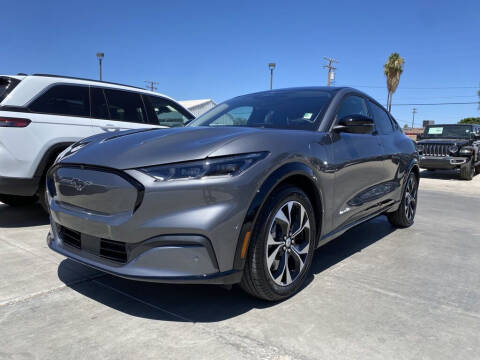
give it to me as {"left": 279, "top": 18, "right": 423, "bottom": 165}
{"left": 0, "top": 203, "right": 49, "bottom": 228}
{"left": 58, "top": 216, "right": 395, "bottom": 323}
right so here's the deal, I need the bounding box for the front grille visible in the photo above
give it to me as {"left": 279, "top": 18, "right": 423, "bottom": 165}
{"left": 58, "top": 224, "right": 127, "bottom": 263}
{"left": 59, "top": 226, "right": 81, "bottom": 249}
{"left": 100, "top": 238, "right": 127, "bottom": 263}
{"left": 423, "top": 143, "right": 450, "bottom": 157}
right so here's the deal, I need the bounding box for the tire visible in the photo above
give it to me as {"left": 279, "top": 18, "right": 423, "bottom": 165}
{"left": 459, "top": 160, "right": 474, "bottom": 181}
{"left": 0, "top": 194, "right": 38, "bottom": 207}
{"left": 240, "top": 185, "right": 316, "bottom": 301}
{"left": 387, "top": 172, "right": 418, "bottom": 228}
{"left": 38, "top": 182, "right": 49, "bottom": 212}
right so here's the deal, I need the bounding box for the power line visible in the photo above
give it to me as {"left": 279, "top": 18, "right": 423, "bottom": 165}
{"left": 392, "top": 101, "right": 479, "bottom": 106}
{"left": 323, "top": 57, "right": 338, "bottom": 86}
{"left": 351, "top": 85, "right": 479, "bottom": 89}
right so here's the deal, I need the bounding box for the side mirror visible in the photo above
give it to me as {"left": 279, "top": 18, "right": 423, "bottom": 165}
{"left": 333, "top": 114, "right": 374, "bottom": 134}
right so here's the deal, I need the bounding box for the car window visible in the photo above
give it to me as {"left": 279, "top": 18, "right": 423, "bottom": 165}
{"left": 90, "top": 87, "right": 109, "bottom": 120}
{"left": 369, "top": 101, "right": 394, "bottom": 135}
{"left": 104, "top": 89, "right": 147, "bottom": 123}
{"left": 209, "top": 106, "right": 253, "bottom": 126}
{"left": 0, "top": 77, "right": 21, "bottom": 103}
{"left": 336, "top": 95, "right": 369, "bottom": 120}
{"left": 29, "top": 85, "right": 90, "bottom": 117}
{"left": 144, "top": 95, "right": 192, "bottom": 127}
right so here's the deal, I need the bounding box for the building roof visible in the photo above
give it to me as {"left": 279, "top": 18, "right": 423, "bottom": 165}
{"left": 179, "top": 99, "right": 215, "bottom": 109}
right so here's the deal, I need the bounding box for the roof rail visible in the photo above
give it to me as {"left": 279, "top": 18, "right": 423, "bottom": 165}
{"left": 31, "top": 74, "right": 145, "bottom": 90}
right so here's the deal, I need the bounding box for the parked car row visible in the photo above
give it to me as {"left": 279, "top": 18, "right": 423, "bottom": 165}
{"left": 2, "top": 76, "right": 422, "bottom": 300}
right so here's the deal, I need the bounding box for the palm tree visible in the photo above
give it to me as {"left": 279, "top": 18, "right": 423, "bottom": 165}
{"left": 384, "top": 53, "right": 405, "bottom": 112}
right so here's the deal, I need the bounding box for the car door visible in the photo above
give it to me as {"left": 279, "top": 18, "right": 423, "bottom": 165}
{"left": 90, "top": 87, "right": 153, "bottom": 133}
{"left": 26, "top": 85, "right": 97, "bottom": 172}
{"left": 329, "top": 94, "right": 391, "bottom": 231}
{"left": 367, "top": 100, "right": 404, "bottom": 202}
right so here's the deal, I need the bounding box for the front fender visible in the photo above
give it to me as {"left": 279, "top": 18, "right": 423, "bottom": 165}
{"left": 232, "top": 162, "right": 323, "bottom": 270}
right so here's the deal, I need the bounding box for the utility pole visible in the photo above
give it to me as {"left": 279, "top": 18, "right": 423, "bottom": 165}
{"left": 144, "top": 80, "right": 158, "bottom": 92}
{"left": 96, "top": 52, "right": 104, "bottom": 81}
{"left": 268, "top": 63, "right": 276, "bottom": 90}
{"left": 323, "top": 57, "right": 338, "bottom": 86}
{"left": 411, "top": 108, "right": 417, "bottom": 129}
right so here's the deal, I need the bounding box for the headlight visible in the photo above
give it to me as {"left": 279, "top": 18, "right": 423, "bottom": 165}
{"left": 138, "top": 152, "right": 269, "bottom": 181}
{"left": 416, "top": 144, "right": 424, "bottom": 152}
{"left": 459, "top": 147, "right": 473, "bottom": 155}
{"left": 448, "top": 145, "right": 458, "bottom": 154}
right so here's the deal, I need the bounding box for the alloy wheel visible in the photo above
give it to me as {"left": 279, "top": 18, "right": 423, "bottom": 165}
{"left": 265, "top": 201, "right": 311, "bottom": 286}
{"left": 404, "top": 175, "right": 417, "bottom": 222}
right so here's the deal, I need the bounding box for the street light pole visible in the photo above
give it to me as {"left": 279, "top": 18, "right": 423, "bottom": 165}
{"left": 268, "top": 62, "right": 276, "bottom": 90}
{"left": 96, "top": 52, "right": 104, "bottom": 81}
{"left": 412, "top": 107, "right": 417, "bottom": 129}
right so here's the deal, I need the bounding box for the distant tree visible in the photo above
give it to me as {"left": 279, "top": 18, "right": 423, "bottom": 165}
{"left": 403, "top": 124, "right": 409, "bottom": 129}
{"left": 384, "top": 53, "right": 405, "bottom": 112}
{"left": 458, "top": 117, "right": 480, "bottom": 125}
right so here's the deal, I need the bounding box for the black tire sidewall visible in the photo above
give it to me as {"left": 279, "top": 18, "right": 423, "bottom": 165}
{"left": 249, "top": 186, "right": 316, "bottom": 299}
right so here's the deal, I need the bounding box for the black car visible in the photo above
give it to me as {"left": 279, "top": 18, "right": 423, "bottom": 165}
{"left": 47, "top": 87, "right": 420, "bottom": 301}
{"left": 417, "top": 124, "right": 480, "bottom": 180}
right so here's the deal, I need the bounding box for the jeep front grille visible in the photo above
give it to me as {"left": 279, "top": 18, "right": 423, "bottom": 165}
{"left": 423, "top": 143, "right": 449, "bottom": 157}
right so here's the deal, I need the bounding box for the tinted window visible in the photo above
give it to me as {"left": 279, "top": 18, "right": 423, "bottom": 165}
{"left": 336, "top": 95, "right": 369, "bottom": 120}
{"left": 189, "top": 90, "right": 331, "bottom": 131}
{"left": 144, "top": 96, "right": 192, "bottom": 127}
{"left": 104, "top": 89, "right": 146, "bottom": 123}
{"left": 0, "top": 77, "right": 20, "bottom": 103}
{"left": 369, "top": 101, "right": 394, "bottom": 134}
{"left": 90, "top": 87, "right": 109, "bottom": 119}
{"left": 29, "top": 85, "right": 90, "bottom": 117}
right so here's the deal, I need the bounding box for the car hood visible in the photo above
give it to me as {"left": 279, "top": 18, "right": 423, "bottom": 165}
{"left": 59, "top": 127, "right": 269, "bottom": 169}
{"left": 417, "top": 138, "right": 470, "bottom": 146}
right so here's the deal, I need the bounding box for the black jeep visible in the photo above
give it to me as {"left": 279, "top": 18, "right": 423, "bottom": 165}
{"left": 417, "top": 124, "right": 480, "bottom": 180}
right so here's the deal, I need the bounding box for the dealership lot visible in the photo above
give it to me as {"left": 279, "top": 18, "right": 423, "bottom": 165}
{"left": 1, "top": 170, "right": 479, "bottom": 360}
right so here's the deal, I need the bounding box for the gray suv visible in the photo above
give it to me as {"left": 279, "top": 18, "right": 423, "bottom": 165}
{"left": 47, "top": 87, "right": 419, "bottom": 301}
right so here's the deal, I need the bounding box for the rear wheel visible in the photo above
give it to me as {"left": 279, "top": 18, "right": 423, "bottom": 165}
{"left": 387, "top": 172, "right": 418, "bottom": 228}
{"left": 241, "top": 186, "right": 316, "bottom": 301}
{"left": 0, "top": 194, "right": 38, "bottom": 207}
{"left": 459, "top": 160, "right": 474, "bottom": 180}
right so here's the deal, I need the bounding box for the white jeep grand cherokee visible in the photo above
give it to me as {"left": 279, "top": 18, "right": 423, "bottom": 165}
{"left": 0, "top": 74, "right": 194, "bottom": 210}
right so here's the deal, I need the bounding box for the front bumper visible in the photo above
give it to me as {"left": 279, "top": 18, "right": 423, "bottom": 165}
{"left": 47, "top": 227, "right": 243, "bottom": 284}
{"left": 419, "top": 156, "right": 469, "bottom": 170}
{"left": 46, "top": 162, "right": 266, "bottom": 283}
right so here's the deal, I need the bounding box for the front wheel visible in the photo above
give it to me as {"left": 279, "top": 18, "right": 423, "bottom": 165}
{"left": 387, "top": 172, "right": 418, "bottom": 228}
{"left": 240, "top": 186, "right": 316, "bottom": 301}
{"left": 460, "top": 160, "right": 474, "bottom": 180}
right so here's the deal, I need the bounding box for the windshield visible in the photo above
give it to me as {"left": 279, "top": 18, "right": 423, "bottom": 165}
{"left": 187, "top": 90, "right": 332, "bottom": 131}
{"left": 424, "top": 125, "right": 473, "bottom": 139}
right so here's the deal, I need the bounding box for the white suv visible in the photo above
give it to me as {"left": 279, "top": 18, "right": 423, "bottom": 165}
{"left": 0, "top": 74, "right": 194, "bottom": 209}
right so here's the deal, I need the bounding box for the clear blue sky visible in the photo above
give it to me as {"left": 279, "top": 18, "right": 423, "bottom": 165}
{"left": 2, "top": 0, "right": 479, "bottom": 126}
